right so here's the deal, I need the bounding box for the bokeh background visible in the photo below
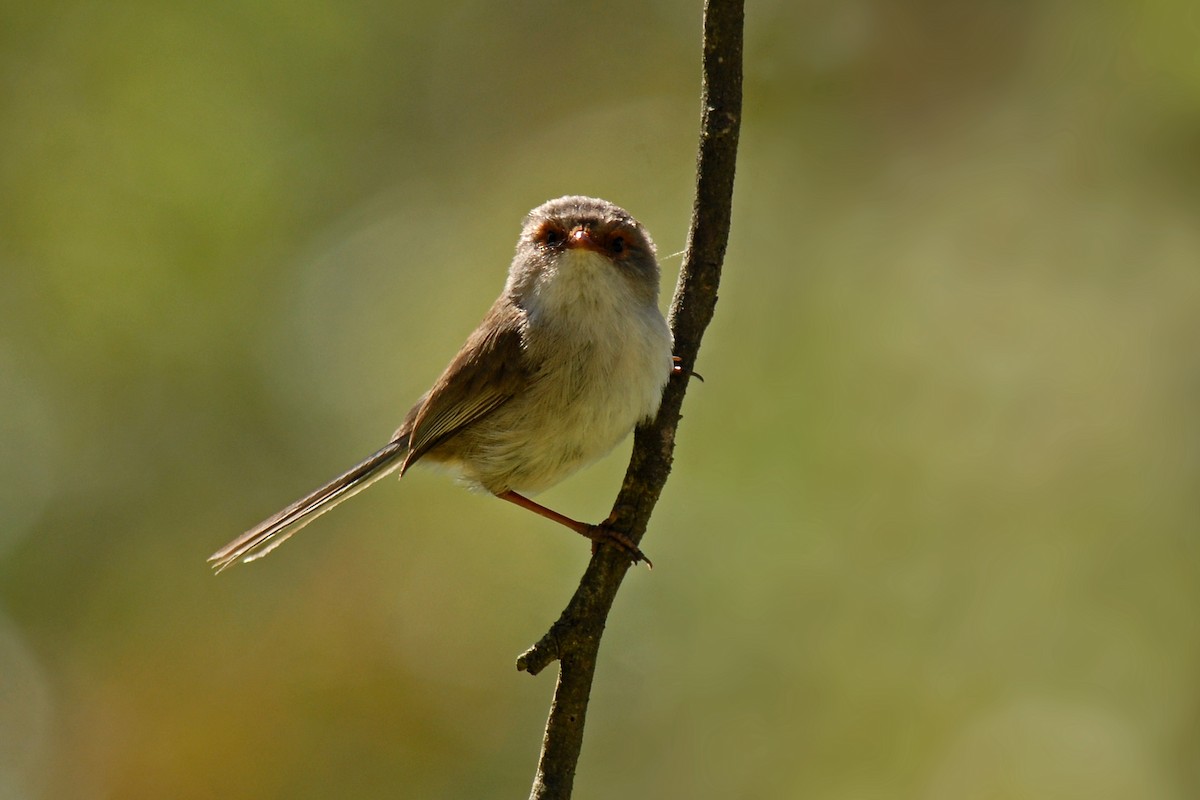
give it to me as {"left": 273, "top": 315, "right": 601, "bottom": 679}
{"left": 2, "top": 0, "right": 1198, "bottom": 797}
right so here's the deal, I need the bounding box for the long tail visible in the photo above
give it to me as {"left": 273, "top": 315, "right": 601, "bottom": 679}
{"left": 208, "top": 438, "right": 409, "bottom": 573}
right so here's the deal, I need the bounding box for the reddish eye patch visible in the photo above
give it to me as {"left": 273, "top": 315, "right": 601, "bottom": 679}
{"left": 598, "top": 226, "right": 636, "bottom": 258}
{"left": 536, "top": 223, "right": 566, "bottom": 247}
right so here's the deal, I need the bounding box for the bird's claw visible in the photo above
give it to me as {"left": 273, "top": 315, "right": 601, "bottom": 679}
{"left": 671, "top": 355, "right": 703, "bottom": 382}
{"left": 588, "top": 525, "right": 653, "bottom": 569}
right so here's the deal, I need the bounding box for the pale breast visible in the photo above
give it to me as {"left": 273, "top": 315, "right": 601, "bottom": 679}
{"left": 452, "top": 251, "right": 672, "bottom": 494}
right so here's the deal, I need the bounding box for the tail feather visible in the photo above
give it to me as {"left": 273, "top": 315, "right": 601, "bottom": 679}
{"left": 209, "top": 439, "right": 408, "bottom": 573}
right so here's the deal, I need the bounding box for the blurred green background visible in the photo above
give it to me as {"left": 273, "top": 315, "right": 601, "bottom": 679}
{"left": 2, "top": 0, "right": 1198, "bottom": 797}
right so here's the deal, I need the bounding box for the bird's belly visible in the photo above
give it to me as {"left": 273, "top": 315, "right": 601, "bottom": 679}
{"left": 450, "top": 332, "right": 669, "bottom": 494}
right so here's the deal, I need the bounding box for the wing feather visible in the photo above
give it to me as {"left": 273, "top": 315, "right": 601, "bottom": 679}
{"left": 400, "top": 297, "right": 529, "bottom": 471}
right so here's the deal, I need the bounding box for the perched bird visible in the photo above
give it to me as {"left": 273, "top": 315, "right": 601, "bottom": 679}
{"left": 209, "top": 196, "right": 675, "bottom": 572}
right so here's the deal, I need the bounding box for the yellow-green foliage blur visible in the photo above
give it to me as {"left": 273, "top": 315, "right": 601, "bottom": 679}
{"left": 2, "top": 1, "right": 1197, "bottom": 798}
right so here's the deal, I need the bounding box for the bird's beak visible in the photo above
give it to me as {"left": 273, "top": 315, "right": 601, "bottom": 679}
{"left": 567, "top": 227, "right": 603, "bottom": 253}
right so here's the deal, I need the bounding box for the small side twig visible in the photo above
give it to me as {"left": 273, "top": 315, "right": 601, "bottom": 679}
{"left": 520, "top": 1, "right": 743, "bottom": 798}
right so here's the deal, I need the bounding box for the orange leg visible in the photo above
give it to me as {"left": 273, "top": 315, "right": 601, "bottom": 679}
{"left": 497, "top": 490, "right": 652, "bottom": 567}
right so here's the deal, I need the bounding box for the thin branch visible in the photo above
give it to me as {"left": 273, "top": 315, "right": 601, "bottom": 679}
{"left": 519, "top": 1, "right": 743, "bottom": 797}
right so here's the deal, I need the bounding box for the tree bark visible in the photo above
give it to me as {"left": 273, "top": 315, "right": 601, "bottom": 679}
{"left": 520, "top": 1, "right": 743, "bottom": 797}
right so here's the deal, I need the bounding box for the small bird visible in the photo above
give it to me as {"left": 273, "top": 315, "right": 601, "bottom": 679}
{"left": 209, "top": 196, "right": 675, "bottom": 572}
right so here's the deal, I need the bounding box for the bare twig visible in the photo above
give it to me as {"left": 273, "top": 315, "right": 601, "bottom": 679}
{"left": 519, "top": 1, "right": 743, "bottom": 797}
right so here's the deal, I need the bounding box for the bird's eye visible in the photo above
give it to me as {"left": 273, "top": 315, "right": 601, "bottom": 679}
{"left": 541, "top": 227, "right": 564, "bottom": 246}
{"left": 609, "top": 236, "right": 625, "bottom": 254}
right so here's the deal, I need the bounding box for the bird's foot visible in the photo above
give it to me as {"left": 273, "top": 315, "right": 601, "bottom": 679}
{"left": 671, "top": 355, "right": 703, "bottom": 382}
{"left": 587, "top": 523, "right": 653, "bottom": 569}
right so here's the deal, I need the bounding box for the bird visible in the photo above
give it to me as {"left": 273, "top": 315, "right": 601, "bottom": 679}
{"left": 209, "top": 196, "right": 675, "bottom": 572}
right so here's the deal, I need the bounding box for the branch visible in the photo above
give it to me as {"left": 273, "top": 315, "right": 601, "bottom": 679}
{"left": 518, "top": 1, "right": 743, "bottom": 797}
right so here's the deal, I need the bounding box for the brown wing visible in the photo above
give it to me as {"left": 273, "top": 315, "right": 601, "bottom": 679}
{"left": 399, "top": 296, "right": 529, "bottom": 473}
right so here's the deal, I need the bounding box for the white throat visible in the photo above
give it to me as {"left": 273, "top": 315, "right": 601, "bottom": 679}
{"left": 524, "top": 249, "right": 645, "bottom": 326}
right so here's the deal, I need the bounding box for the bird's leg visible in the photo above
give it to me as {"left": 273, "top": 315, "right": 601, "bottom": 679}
{"left": 496, "top": 490, "right": 652, "bottom": 567}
